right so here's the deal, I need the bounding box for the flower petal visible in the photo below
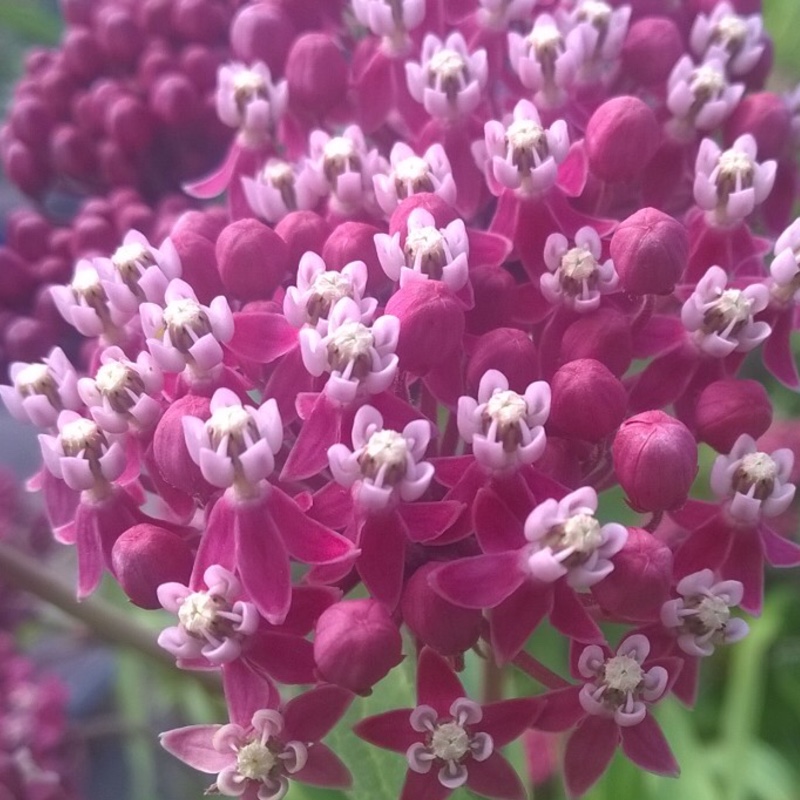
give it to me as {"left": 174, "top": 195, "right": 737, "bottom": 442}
{"left": 353, "top": 709, "right": 420, "bottom": 753}
{"left": 159, "top": 725, "right": 231, "bottom": 773}
{"left": 466, "top": 751, "right": 526, "bottom": 800}
{"left": 620, "top": 712, "right": 679, "bottom": 777}
{"left": 563, "top": 716, "right": 619, "bottom": 797}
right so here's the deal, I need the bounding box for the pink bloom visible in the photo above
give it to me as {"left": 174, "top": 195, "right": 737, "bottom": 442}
{"left": 283, "top": 252, "right": 376, "bottom": 334}
{"left": 541, "top": 226, "right": 618, "bottom": 312}
{"left": 405, "top": 33, "right": 488, "bottom": 120}
{"left": 681, "top": 266, "right": 770, "bottom": 357}
{"left": 0, "top": 347, "right": 80, "bottom": 429}
{"left": 77, "top": 346, "right": 163, "bottom": 434}
{"left": 158, "top": 564, "right": 260, "bottom": 666}
{"left": 457, "top": 369, "right": 550, "bottom": 473}
{"left": 241, "top": 158, "right": 318, "bottom": 224}
{"left": 299, "top": 298, "right": 399, "bottom": 405}
{"left": 352, "top": 0, "right": 425, "bottom": 53}
{"left": 660, "top": 569, "right": 749, "bottom": 657}
{"left": 140, "top": 278, "right": 234, "bottom": 375}
{"left": 182, "top": 387, "right": 282, "bottom": 491}
{"left": 477, "top": 100, "right": 569, "bottom": 197}
{"left": 355, "top": 648, "right": 540, "bottom": 800}
{"left": 689, "top": 2, "right": 765, "bottom": 77}
{"left": 563, "top": 0, "right": 630, "bottom": 81}
{"left": 328, "top": 404, "right": 433, "bottom": 511}
{"left": 770, "top": 218, "right": 800, "bottom": 304}
{"left": 709, "top": 433, "right": 795, "bottom": 525}
{"left": 374, "top": 207, "right": 469, "bottom": 292}
{"left": 477, "top": 0, "right": 537, "bottom": 31}
{"left": 693, "top": 135, "right": 776, "bottom": 226}
{"left": 373, "top": 143, "right": 457, "bottom": 217}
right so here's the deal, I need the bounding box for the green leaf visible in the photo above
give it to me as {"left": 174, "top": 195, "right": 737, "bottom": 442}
{"left": 0, "top": 2, "right": 60, "bottom": 44}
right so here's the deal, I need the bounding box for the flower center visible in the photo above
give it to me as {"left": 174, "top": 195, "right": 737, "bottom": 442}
{"left": 261, "top": 160, "right": 297, "bottom": 210}
{"left": 690, "top": 64, "right": 726, "bottom": 106}
{"left": 236, "top": 740, "right": 278, "bottom": 781}
{"left": 326, "top": 321, "right": 374, "bottom": 377}
{"left": 602, "top": 654, "right": 644, "bottom": 693}
{"left": 732, "top": 451, "right": 778, "bottom": 499}
{"left": 712, "top": 15, "right": 748, "bottom": 54}
{"left": 111, "top": 243, "right": 155, "bottom": 291}
{"left": 560, "top": 513, "right": 603, "bottom": 553}
{"left": 95, "top": 361, "right": 145, "bottom": 413}
{"left": 60, "top": 418, "right": 107, "bottom": 458}
{"left": 163, "top": 298, "right": 212, "bottom": 352}
{"left": 177, "top": 591, "right": 227, "bottom": 637}
{"left": 430, "top": 722, "right": 470, "bottom": 762}
{"left": 306, "top": 271, "right": 353, "bottom": 324}
{"left": 577, "top": 0, "right": 612, "bottom": 25}
{"left": 481, "top": 390, "right": 527, "bottom": 452}
{"left": 71, "top": 267, "right": 109, "bottom": 316}
{"left": 428, "top": 48, "right": 469, "bottom": 101}
{"left": 358, "top": 429, "right": 408, "bottom": 484}
{"left": 559, "top": 247, "right": 599, "bottom": 294}
{"left": 394, "top": 156, "right": 434, "bottom": 197}
{"left": 404, "top": 226, "right": 447, "bottom": 278}
{"left": 715, "top": 149, "right": 755, "bottom": 203}
{"left": 701, "top": 288, "right": 752, "bottom": 336}
{"left": 694, "top": 594, "right": 731, "bottom": 631}
{"left": 323, "top": 137, "right": 362, "bottom": 184}
{"left": 233, "top": 71, "right": 268, "bottom": 115}
{"left": 505, "top": 118, "right": 549, "bottom": 173}
{"left": 15, "top": 363, "right": 59, "bottom": 405}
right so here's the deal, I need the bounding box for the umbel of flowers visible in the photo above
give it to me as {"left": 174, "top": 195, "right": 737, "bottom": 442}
{"left": 4, "top": 0, "right": 800, "bottom": 797}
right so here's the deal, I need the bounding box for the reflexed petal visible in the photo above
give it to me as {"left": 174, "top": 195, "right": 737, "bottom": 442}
{"left": 416, "top": 647, "right": 467, "bottom": 715}
{"left": 563, "top": 716, "right": 619, "bottom": 797}
{"left": 283, "top": 685, "right": 353, "bottom": 743}
{"left": 293, "top": 743, "right": 353, "bottom": 789}
{"left": 620, "top": 712, "right": 679, "bottom": 776}
{"left": 159, "top": 725, "right": 232, "bottom": 772}
{"left": 480, "top": 698, "right": 542, "bottom": 746}
{"left": 354, "top": 709, "right": 420, "bottom": 753}
{"left": 466, "top": 751, "right": 526, "bottom": 800}
{"left": 431, "top": 552, "right": 527, "bottom": 610}
{"left": 490, "top": 581, "right": 552, "bottom": 665}
{"left": 535, "top": 686, "right": 585, "bottom": 732}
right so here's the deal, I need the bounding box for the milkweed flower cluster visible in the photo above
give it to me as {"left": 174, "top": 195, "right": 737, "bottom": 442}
{"left": 4, "top": 0, "right": 800, "bottom": 798}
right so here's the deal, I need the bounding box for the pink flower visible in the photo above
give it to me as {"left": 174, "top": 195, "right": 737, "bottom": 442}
{"left": 689, "top": 2, "right": 765, "bottom": 77}
{"left": 660, "top": 569, "right": 749, "bottom": 657}
{"left": 405, "top": 33, "right": 488, "bottom": 119}
{"left": 709, "top": 434, "right": 795, "bottom": 525}
{"left": 457, "top": 369, "right": 551, "bottom": 473}
{"left": 352, "top": 0, "right": 425, "bottom": 53}
{"left": 355, "top": 648, "right": 540, "bottom": 800}
{"left": 328, "top": 404, "right": 433, "bottom": 511}
{"left": 681, "top": 266, "right": 770, "bottom": 357}
{"left": 241, "top": 158, "right": 317, "bottom": 224}
{"left": 770, "top": 218, "right": 800, "bottom": 304}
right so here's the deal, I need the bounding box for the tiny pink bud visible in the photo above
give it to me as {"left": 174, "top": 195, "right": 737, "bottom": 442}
{"left": 560, "top": 308, "right": 632, "bottom": 377}
{"left": 724, "top": 92, "right": 792, "bottom": 161}
{"left": 591, "top": 528, "right": 673, "bottom": 622}
{"left": 610, "top": 208, "right": 688, "bottom": 295}
{"left": 276, "top": 210, "right": 331, "bottom": 271}
{"left": 585, "top": 96, "right": 661, "bottom": 183}
{"left": 216, "top": 219, "right": 289, "bottom": 301}
{"left": 695, "top": 379, "right": 773, "bottom": 453}
{"left": 548, "top": 359, "right": 626, "bottom": 442}
{"left": 385, "top": 281, "right": 465, "bottom": 375}
{"left": 621, "top": 17, "right": 683, "bottom": 87}
{"left": 314, "top": 599, "right": 403, "bottom": 694}
{"left": 466, "top": 328, "right": 538, "bottom": 394}
{"left": 112, "top": 524, "right": 194, "bottom": 609}
{"left": 285, "top": 33, "right": 348, "bottom": 118}
{"left": 613, "top": 410, "right": 698, "bottom": 512}
{"left": 401, "top": 563, "right": 482, "bottom": 657}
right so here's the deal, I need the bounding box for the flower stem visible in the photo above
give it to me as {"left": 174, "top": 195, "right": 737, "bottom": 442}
{"left": 481, "top": 652, "right": 506, "bottom": 703}
{"left": 0, "top": 539, "right": 221, "bottom": 693}
{"left": 511, "top": 650, "right": 571, "bottom": 690}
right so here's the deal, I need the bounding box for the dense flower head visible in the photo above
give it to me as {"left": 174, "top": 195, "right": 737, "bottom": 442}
{"left": 6, "top": 1, "right": 800, "bottom": 798}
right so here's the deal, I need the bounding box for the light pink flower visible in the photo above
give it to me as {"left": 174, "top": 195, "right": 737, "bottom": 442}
{"left": 242, "top": 158, "right": 318, "bottom": 224}
{"left": 352, "top": 0, "right": 425, "bottom": 53}
{"left": 216, "top": 62, "right": 288, "bottom": 143}
{"left": 689, "top": 2, "right": 765, "bottom": 77}
{"left": 457, "top": 369, "right": 550, "bottom": 473}
{"left": 770, "top": 219, "right": 800, "bottom": 304}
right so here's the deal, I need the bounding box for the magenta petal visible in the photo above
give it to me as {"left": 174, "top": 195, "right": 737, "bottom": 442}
{"left": 281, "top": 394, "right": 343, "bottom": 482}
{"left": 74, "top": 503, "right": 105, "bottom": 599}
{"left": 550, "top": 581, "right": 604, "bottom": 644}
{"left": 466, "top": 751, "right": 526, "bottom": 800}
{"left": 416, "top": 647, "right": 467, "bottom": 716}
{"left": 535, "top": 686, "right": 585, "bottom": 732}
{"left": 490, "top": 581, "right": 553, "bottom": 665}
{"left": 762, "top": 309, "right": 800, "bottom": 388}
{"left": 432, "top": 456, "right": 478, "bottom": 488}
{"left": 235, "top": 496, "right": 292, "bottom": 624}
{"left": 480, "top": 697, "right": 542, "bottom": 747}
{"left": 431, "top": 551, "right": 526, "bottom": 609}
{"left": 668, "top": 500, "right": 719, "bottom": 531}
{"left": 723, "top": 529, "right": 764, "bottom": 615}
{"left": 399, "top": 500, "right": 465, "bottom": 543}
{"left": 474, "top": 488, "right": 526, "bottom": 553}
{"left": 227, "top": 311, "right": 298, "bottom": 364}
{"left": 190, "top": 494, "right": 238, "bottom": 588}
{"left": 760, "top": 524, "right": 800, "bottom": 567}
{"left": 267, "top": 486, "right": 356, "bottom": 565}
{"left": 353, "top": 709, "right": 420, "bottom": 753}
{"left": 245, "top": 631, "right": 316, "bottom": 684}
{"left": 671, "top": 655, "right": 699, "bottom": 707}
{"left": 674, "top": 514, "right": 733, "bottom": 579}
{"left": 308, "top": 481, "right": 354, "bottom": 530}
{"left": 468, "top": 230, "right": 512, "bottom": 268}
{"left": 41, "top": 468, "right": 80, "bottom": 530}
{"left": 620, "top": 712, "right": 679, "bottom": 777}
{"left": 277, "top": 585, "right": 340, "bottom": 636}
{"left": 222, "top": 659, "right": 279, "bottom": 728}
{"left": 399, "top": 768, "right": 452, "bottom": 800}
{"left": 357, "top": 509, "right": 406, "bottom": 609}
{"left": 564, "top": 716, "right": 619, "bottom": 797}
{"left": 183, "top": 141, "right": 241, "bottom": 198}
{"left": 159, "top": 725, "right": 231, "bottom": 772}
{"left": 293, "top": 743, "right": 353, "bottom": 789}
{"left": 283, "top": 684, "right": 353, "bottom": 742}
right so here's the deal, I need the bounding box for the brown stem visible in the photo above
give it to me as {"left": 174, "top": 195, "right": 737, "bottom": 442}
{"left": 644, "top": 510, "right": 664, "bottom": 533}
{"left": 481, "top": 652, "right": 506, "bottom": 703}
{"left": 511, "top": 650, "right": 572, "bottom": 690}
{"left": 0, "top": 540, "right": 221, "bottom": 693}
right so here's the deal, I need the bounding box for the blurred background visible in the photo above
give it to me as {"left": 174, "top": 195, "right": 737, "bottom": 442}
{"left": 2, "top": 2, "right": 800, "bottom": 800}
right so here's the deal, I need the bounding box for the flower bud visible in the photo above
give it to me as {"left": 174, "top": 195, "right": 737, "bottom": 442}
{"left": 285, "top": 33, "right": 348, "bottom": 118}
{"left": 695, "top": 379, "right": 772, "bottom": 453}
{"left": 610, "top": 208, "right": 688, "bottom": 295}
{"left": 591, "top": 528, "right": 673, "bottom": 622}
{"left": 560, "top": 309, "right": 632, "bottom": 377}
{"left": 322, "top": 221, "right": 389, "bottom": 295}
{"left": 276, "top": 211, "right": 330, "bottom": 272}
{"left": 465, "top": 266, "right": 516, "bottom": 335}
{"left": 585, "top": 96, "right": 661, "bottom": 183}
{"left": 466, "top": 328, "right": 538, "bottom": 394}
{"left": 112, "top": 524, "right": 194, "bottom": 609}
{"left": 230, "top": 3, "right": 295, "bottom": 74}
{"left": 313, "top": 599, "right": 403, "bottom": 694}
{"left": 548, "top": 359, "right": 626, "bottom": 442}
{"left": 622, "top": 17, "right": 683, "bottom": 87}
{"left": 172, "top": 208, "right": 228, "bottom": 242}
{"left": 613, "top": 410, "right": 698, "bottom": 512}
{"left": 171, "top": 230, "right": 225, "bottom": 304}
{"left": 401, "top": 563, "right": 482, "bottom": 657}
{"left": 724, "top": 92, "right": 791, "bottom": 161}
{"left": 216, "top": 219, "right": 289, "bottom": 301}
{"left": 385, "top": 281, "right": 464, "bottom": 375}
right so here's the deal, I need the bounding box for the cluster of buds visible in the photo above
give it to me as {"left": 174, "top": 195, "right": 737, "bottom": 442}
{"left": 4, "top": 0, "right": 800, "bottom": 798}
